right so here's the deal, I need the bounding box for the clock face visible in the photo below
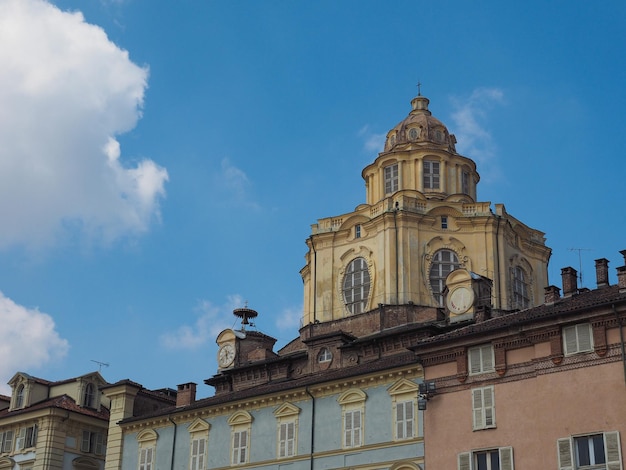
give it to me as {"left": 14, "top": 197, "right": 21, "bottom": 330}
{"left": 218, "top": 343, "right": 235, "bottom": 368}
{"left": 447, "top": 286, "right": 475, "bottom": 315}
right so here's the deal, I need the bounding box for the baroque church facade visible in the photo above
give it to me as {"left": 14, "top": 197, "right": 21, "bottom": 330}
{"left": 1, "top": 93, "right": 624, "bottom": 470}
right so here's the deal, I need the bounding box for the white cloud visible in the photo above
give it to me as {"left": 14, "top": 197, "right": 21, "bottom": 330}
{"left": 160, "top": 295, "right": 244, "bottom": 350}
{"left": 449, "top": 88, "right": 505, "bottom": 181}
{"left": 212, "top": 158, "right": 259, "bottom": 209}
{"left": 0, "top": 0, "right": 168, "bottom": 250}
{"left": 274, "top": 304, "right": 302, "bottom": 331}
{"left": 0, "top": 292, "right": 69, "bottom": 394}
{"left": 358, "top": 125, "right": 386, "bottom": 154}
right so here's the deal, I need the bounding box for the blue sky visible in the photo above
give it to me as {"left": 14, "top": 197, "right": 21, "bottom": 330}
{"left": 1, "top": 0, "right": 625, "bottom": 396}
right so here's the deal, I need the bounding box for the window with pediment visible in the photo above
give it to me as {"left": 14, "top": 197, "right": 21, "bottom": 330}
{"left": 274, "top": 403, "right": 300, "bottom": 459}
{"left": 228, "top": 411, "right": 252, "bottom": 465}
{"left": 136, "top": 429, "right": 158, "bottom": 470}
{"left": 338, "top": 389, "right": 366, "bottom": 449}
{"left": 188, "top": 418, "right": 210, "bottom": 470}
{"left": 388, "top": 379, "right": 419, "bottom": 441}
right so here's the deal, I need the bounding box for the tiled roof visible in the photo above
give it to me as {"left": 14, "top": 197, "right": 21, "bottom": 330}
{"left": 418, "top": 285, "right": 626, "bottom": 346}
{"left": 0, "top": 394, "right": 110, "bottom": 421}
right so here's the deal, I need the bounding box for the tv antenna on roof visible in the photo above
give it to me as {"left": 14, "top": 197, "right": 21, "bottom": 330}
{"left": 90, "top": 360, "right": 109, "bottom": 372}
{"left": 568, "top": 248, "right": 593, "bottom": 286}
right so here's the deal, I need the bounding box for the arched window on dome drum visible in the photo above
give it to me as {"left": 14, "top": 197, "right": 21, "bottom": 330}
{"left": 384, "top": 164, "right": 399, "bottom": 195}
{"left": 342, "top": 258, "right": 371, "bottom": 315}
{"left": 429, "top": 250, "right": 460, "bottom": 306}
{"left": 423, "top": 161, "right": 440, "bottom": 190}
{"left": 512, "top": 266, "right": 530, "bottom": 310}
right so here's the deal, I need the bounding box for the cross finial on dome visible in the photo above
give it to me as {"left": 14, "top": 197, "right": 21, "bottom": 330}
{"left": 417, "top": 81, "right": 422, "bottom": 96}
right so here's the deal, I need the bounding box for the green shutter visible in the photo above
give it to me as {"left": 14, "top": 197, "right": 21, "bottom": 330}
{"left": 472, "top": 388, "right": 483, "bottom": 430}
{"left": 557, "top": 437, "right": 573, "bottom": 470}
{"left": 604, "top": 431, "right": 622, "bottom": 470}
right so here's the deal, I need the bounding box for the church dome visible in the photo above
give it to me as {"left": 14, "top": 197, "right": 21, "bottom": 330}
{"left": 384, "top": 95, "right": 457, "bottom": 153}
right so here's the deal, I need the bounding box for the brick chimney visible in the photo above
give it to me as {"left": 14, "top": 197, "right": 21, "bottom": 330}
{"left": 176, "top": 382, "right": 197, "bottom": 407}
{"left": 595, "top": 258, "right": 610, "bottom": 288}
{"left": 621, "top": 250, "right": 626, "bottom": 265}
{"left": 544, "top": 285, "right": 561, "bottom": 304}
{"left": 561, "top": 267, "right": 578, "bottom": 297}
{"left": 617, "top": 266, "right": 626, "bottom": 293}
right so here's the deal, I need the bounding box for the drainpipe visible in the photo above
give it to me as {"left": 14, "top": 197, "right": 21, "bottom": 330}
{"left": 612, "top": 304, "right": 626, "bottom": 386}
{"left": 305, "top": 387, "right": 316, "bottom": 470}
{"left": 168, "top": 415, "right": 178, "bottom": 469}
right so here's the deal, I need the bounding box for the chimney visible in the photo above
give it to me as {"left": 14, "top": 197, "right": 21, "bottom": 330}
{"left": 561, "top": 267, "right": 578, "bottom": 297}
{"left": 621, "top": 249, "right": 626, "bottom": 265}
{"left": 176, "top": 382, "right": 197, "bottom": 408}
{"left": 544, "top": 285, "right": 561, "bottom": 304}
{"left": 617, "top": 266, "right": 626, "bottom": 293}
{"left": 595, "top": 258, "right": 610, "bottom": 288}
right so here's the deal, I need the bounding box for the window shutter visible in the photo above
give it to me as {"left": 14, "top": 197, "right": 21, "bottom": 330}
{"left": 16, "top": 428, "right": 26, "bottom": 450}
{"left": 499, "top": 446, "right": 514, "bottom": 470}
{"left": 458, "top": 452, "right": 472, "bottom": 470}
{"left": 472, "top": 388, "right": 484, "bottom": 430}
{"left": 81, "top": 430, "right": 91, "bottom": 452}
{"left": 345, "top": 411, "right": 352, "bottom": 446}
{"left": 482, "top": 345, "right": 494, "bottom": 371}
{"left": 557, "top": 437, "right": 573, "bottom": 470}
{"left": 469, "top": 349, "right": 481, "bottom": 374}
{"left": 2, "top": 430, "right": 13, "bottom": 452}
{"left": 406, "top": 401, "right": 414, "bottom": 438}
{"left": 604, "top": 431, "right": 622, "bottom": 470}
{"left": 578, "top": 324, "right": 593, "bottom": 352}
{"left": 483, "top": 387, "right": 495, "bottom": 427}
{"left": 354, "top": 411, "right": 362, "bottom": 446}
{"left": 563, "top": 327, "right": 578, "bottom": 355}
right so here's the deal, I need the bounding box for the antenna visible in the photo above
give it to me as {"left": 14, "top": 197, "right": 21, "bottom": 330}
{"left": 568, "top": 248, "right": 592, "bottom": 286}
{"left": 90, "top": 360, "right": 109, "bottom": 372}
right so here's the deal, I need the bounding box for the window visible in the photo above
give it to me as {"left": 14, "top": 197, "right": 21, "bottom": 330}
{"left": 139, "top": 447, "right": 154, "bottom": 470}
{"left": 557, "top": 432, "right": 622, "bottom": 470}
{"left": 16, "top": 425, "right": 37, "bottom": 450}
{"left": 342, "top": 257, "right": 371, "bottom": 315}
{"left": 274, "top": 402, "right": 300, "bottom": 459}
{"left": 423, "top": 161, "right": 440, "bottom": 190}
{"left": 395, "top": 400, "right": 415, "bottom": 440}
{"left": 0, "top": 430, "right": 14, "bottom": 453}
{"left": 190, "top": 438, "right": 207, "bottom": 470}
{"left": 511, "top": 267, "right": 530, "bottom": 310}
{"left": 458, "top": 447, "right": 514, "bottom": 470}
{"left": 228, "top": 411, "right": 252, "bottom": 465}
{"left": 136, "top": 429, "right": 158, "bottom": 470}
{"left": 344, "top": 410, "right": 362, "bottom": 448}
{"left": 461, "top": 170, "right": 469, "bottom": 195}
{"left": 15, "top": 385, "right": 24, "bottom": 409}
{"left": 441, "top": 216, "right": 448, "bottom": 229}
{"left": 83, "top": 383, "right": 95, "bottom": 408}
{"left": 472, "top": 386, "right": 495, "bottom": 430}
{"left": 81, "top": 431, "right": 105, "bottom": 455}
{"left": 468, "top": 344, "right": 495, "bottom": 375}
{"left": 355, "top": 224, "right": 361, "bottom": 239}
{"left": 278, "top": 422, "right": 295, "bottom": 458}
{"left": 338, "top": 389, "right": 366, "bottom": 449}
{"left": 408, "top": 127, "right": 419, "bottom": 140}
{"left": 563, "top": 323, "right": 593, "bottom": 356}
{"left": 384, "top": 164, "right": 399, "bottom": 194}
{"left": 429, "top": 249, "right": 460, "bottom": 306}
{"left": 318, "top": 348, "right": 332, "bottom": 363}
{"left": 232, "top": 430, "right": 248, "bottom": 464}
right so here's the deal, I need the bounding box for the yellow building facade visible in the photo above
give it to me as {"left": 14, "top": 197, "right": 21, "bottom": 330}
{"left": 301, "top": 94, "right": 551, "bottom": 325}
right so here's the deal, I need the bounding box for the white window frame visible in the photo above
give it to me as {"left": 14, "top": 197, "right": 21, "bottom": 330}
{"left": 278, "top": 421, "right": 296, "bottom": 458}
{"left": 384, "top": 163, "right": 399, "bottom": 195}
{"left": 423, "top": 160, "right": 440, "bottom": 190}
{"left": 16, "top": 425, "right": 37, "bottom": 450}
{"left": 472, "top": 386, "right": 496, "bottom": 430}
{"left": 429, "top": 249, "right": 460, "bottom": 306}
{"left": 338, "top": 389, "right": 366, "bottom": 449}
{"left": 318, "top": 348, "right": 332, "bottom": 363}
{"left": 139, "top": 447, "right": 154, "bottom": 470}
{"left": 190, "top": 437, "right": 207, "bottom": 470}
{"left": 355, "top": 224, "right": 361, "bottom": 239}
{"left": 0, "top": 430, "right": 14, "bottom": 453}
{"left": 458, "top": 447, "right": 514, "bottom": 470}
{"left": 512, "top": 266, "right": 530, "bottom": 310}
{"left": 228, "top": 411, "right": 252, "bottom": 466}
{"left": 395, "top": 399, "right": 415, "bottom": 440}
{"left": 14, "top": 385, "right": 25, "bottom": 409}
{"left": 468, "top": 344, "right": 495, "bottom": 375}
{"left": 557, "top": 431, "right": 622, "bottom": 470}
{"left": 563, "top": 323, "right": 594, "bottom": 356}
{"left": 342, "top": 257, "right": 371, "bottom": 315}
